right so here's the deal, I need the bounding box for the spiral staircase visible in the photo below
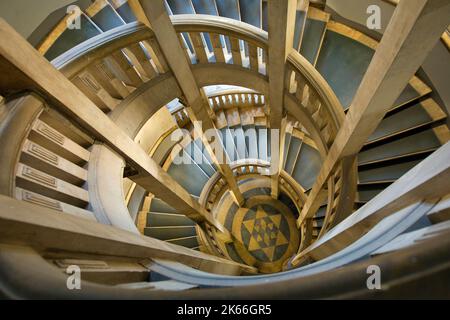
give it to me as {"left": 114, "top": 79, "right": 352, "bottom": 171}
{"left": 0, "top": 0, "right": 450, "bottom": 298}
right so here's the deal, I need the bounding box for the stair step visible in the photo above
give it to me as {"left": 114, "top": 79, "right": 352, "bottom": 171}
{"left": 358, "top": 159, "right": 421, "bottom": 184}
{"left": 166, "top": 236, "right": 200, "bottom": 248}
{"left": 20, "top": 139, "right": 87, "bottom": 186}
{"left": 147, "top": 212, "right": 195, "bottom": 227}
{"left": 87, "top": 0, "right": 125, "bottom": 32}
{"left": 144, "top": 226, "right": 197, "bottom": 240}
{"left": 358, "top": 180, "right": 395, "bottom": 187}
{"left": 358, "top": 148, "right": 436, "bottom": 169}
{"left": 358, "top": 129, "right": 441, "bottom": 166}
{"left": 293, "top": 9, "right": 307, "bottom": 50}
{"left": 29, "top": 119, "right": 90, "bottom": 165}
{"left": 109, "top": 0, "right": 137, "bottom": 23}
{"left": 221, "top": 127, "right": 238, "bottom": 162}
{"left": 16, "top": 163, "right": 89, "bottom": 208}
{"left": 233, "top": 126, "right": 248, "bottom": 159}
{"left": 150, "top": 198, "right": 179, "bottom": 214}
{"left": 356, "top": 186, "right": 385, "bottom": 203}
{"left": 167, "top": 0, "right": 195, "bottom": 14}
{"left": 184, "top": 140, "right": 216, "bottom": 177}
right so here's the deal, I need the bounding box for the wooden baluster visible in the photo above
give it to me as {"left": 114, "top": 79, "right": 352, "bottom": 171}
{"left": 177, "top": 33, "right": 193, "bottom": 63}
{"left": 294, "top": 72, "right": 308, "bottom": 105}
{"left": 190, "top": 32, "right": 209, "bottom": 64}
{"left": 110, "top": 50, "right": 143, "bottom": 87}
{"left": 210, "top": 33, "right": 225, "bottom": 63}
{"left": 126, "top": 42, "right": 158, "bottom": 80}
{"left": 306, "top": 89, "right": 321, "bottom": 116}
{"left": 230, "top": 37, "right": 242, "bottom": 67}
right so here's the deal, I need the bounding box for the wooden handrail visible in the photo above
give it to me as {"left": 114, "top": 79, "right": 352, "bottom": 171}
{"left": 287, "top": 51, "right": 345, "bottom": 129}
{"left": 171, "top": 14, "right": 268, "bottom": 48}
{"left": 53, "top": 21, "right": 153, "bottom": 76}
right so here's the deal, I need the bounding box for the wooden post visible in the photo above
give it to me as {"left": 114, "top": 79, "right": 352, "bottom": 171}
{"left": 268, "top": 0, "right": 297, "bottom": 199}
{"left": 135, "top": 0, "right": 245, "bottom": 206}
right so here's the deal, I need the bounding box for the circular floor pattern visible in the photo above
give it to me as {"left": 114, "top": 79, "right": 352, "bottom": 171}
{"left": 211, "top": 178, "right": 301, "bottom": 273}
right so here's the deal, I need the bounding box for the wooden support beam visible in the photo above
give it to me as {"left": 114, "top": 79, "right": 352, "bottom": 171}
{"left": 0, "top": 18, "right": 223, "bottom": 232}
{"left": 297, "top": 0, "right": 450, "bottom": 227}
{"left": 0, "top": 195, "right": 253, "bottom": 275}
{"left": 292, "top": 140, "right": 450, "bottom": 265}
{"left": 135, "top": 0, "right": 244, "bottom": 206}
{"left": 268, "top": 0, "right": 297, "bottom": 198}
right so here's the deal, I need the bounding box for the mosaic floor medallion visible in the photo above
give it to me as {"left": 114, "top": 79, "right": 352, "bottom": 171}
{"left": 226, "top": 194, "right": 300, "bottom": 273}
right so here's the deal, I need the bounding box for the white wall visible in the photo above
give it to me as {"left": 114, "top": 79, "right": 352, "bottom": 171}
{"left": 326, "top": 0, "right": 394, "bottom": 34}
{"left": 0, "top": 0, "right": 77, "bottom": 38}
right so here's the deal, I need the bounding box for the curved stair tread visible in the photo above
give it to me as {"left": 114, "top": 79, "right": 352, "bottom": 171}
{"left": 110, "top": 0, "right": 137, "bottom": 23}
{"left": 358, "top": 129, "right": 441, "bottom": 165}
{"left": 239, "top": 0, "right": 262, "bottom": 28}
{"left": 87, "top": 0, "right": 126, "bottom": 32}
{"left": 147, "top": 211, "right": 196, "bottom": 227}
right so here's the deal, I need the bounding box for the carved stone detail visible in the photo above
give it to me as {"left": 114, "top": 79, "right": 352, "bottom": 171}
{"left": 27, "top": 142, "right": 59, "bottom": 166}
{"left": 36, "top": 122, "right": 65, "bottom": 145}
{"left": 21, "top": 189, "right": 62, "bottom": 211}
{"left": 22, "top": 166, "right": 57, "bottom": 188}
